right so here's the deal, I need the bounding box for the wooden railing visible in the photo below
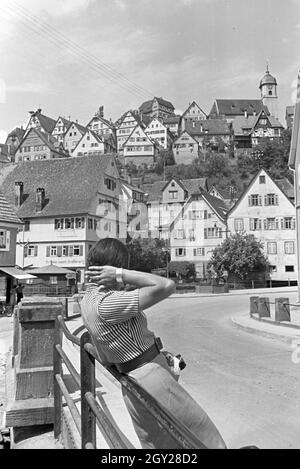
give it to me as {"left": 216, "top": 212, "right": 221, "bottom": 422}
{"left": 53, "top": 315, "right": 208, "bottom": 449}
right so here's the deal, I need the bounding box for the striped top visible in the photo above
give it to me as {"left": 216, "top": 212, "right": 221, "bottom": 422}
{"left": 80, "top": 284, "right": 156, "bottom": 364}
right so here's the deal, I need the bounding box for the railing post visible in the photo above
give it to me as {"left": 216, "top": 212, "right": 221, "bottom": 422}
{"left": 249, "top": 296, "right": 259, "bottom": 316}
{"left": 53, "top": 317, "right": 63, "bottom": 439}
{"left": 275, "top": 298, "right": 290, "bottom": 322}
{"left": 80, "top": 331, "right": 96, "bottom": 449}
{"left": 258, "top": 297, "right": 270, "bottom": 318}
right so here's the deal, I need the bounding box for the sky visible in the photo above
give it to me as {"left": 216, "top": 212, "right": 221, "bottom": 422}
{"left": 0, "top": 0, "right": 300, "bottom": 142}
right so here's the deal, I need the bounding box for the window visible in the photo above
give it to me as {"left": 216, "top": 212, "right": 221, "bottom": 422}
{"left": 88, "top": 218, "right": 93, "bottom": 229}
{"left": 259, "top": 175, "right": 266, "bottom": 184}
{"left": 234, "top": 218, "right": 244, "bottom": 232}
{"left": 284, "top": 241, "right": 295, "bottom": 254}
{"left": 50, "top": 246, "right": 57, "bottom": 256}
{"left": 248, "top": 194, "right": 261, "bottom": 206}
{"left": 174, "top": 229, "right": 185, "bottom": 239}
{"left": 65, "top": 218, "right": 74, "bottom": 229}
{"left": 189, "top": 229, "right": 195, "bottom": 241}
{"left": 24, "top": 220, "right": 30, "bottom": 232}
{"left": 264, "top": 218, "right": 278, "bottom": 230}
{"left": 75, "top": 217, "right": 85, "bottom": 229}
{"left": 285, "top": 265, "right": 294, "bottom": 272}
{"left": 54, "top": 218, "right": 64, "bottom": 230}
{"left": 267, "top": 242, "right": 277, "bottom": 254}
{"left": 204, "top": 227, "right": 222, "bottom": 239}
{"left": 50, "top": 276, "right": 58, "bottom": 285}
{"left": 189, "top": 210, "right": 200, "bottom": 220}
{"left": 62, "top": 245, "right": 69, "bottom": 256}
{"left": 73, "top": 245, "right": 81, "bottom": 256}
{"left": 282, "top": 217, "right": 295, "bottom": 230}
{"left": 169, "top": 191, "right": 178, "bottom": 199}
{"left": 193, "top": 248, "right": 205, "bottom": 256}
{"left": 264, "top": 193, "right": 278, "bottom": 206}
{"left": 104, "top": 222, "right": 112, "bottom": 232}
{"left": 175, "top": 248, "right": 186, "bottom": 257}
{"left": 250, "top": 218, "right": 261, "bottom": 231}
{"left": 269, "top": 265, "right": 277, "bottom": 272}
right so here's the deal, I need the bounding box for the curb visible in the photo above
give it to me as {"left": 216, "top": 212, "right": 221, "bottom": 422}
{"left": 170, "top": 287, "right": 298, "bottom": 300}
{"left": 231, "top": 315, "right": 300, "bottom": 344}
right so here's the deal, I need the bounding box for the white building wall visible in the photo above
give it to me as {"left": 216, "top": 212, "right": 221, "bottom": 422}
{"left": 227, "top": 170, "right": 297, "bottom": 281}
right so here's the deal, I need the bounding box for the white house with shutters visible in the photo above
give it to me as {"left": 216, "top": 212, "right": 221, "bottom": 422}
{"left": 227, "top": 168, "right": 297, "bottom": 281}
{"left": 123, "top": 125, "right": 157, "bottom": 167}
{"left": 63, "top": 122, "right": 87, "bottom": 154}
{"left": 144, "top": 118, "right": 173, "bottom": 150}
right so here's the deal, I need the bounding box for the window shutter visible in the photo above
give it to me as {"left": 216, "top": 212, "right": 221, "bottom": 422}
{"left": 24, "top": 246, "right": 28, "bottom": 257}
{"left": 292, "top": 218, "right": 296, "bottom": 229}
{"left": 263, "top": 219, "right": 267, "bottom": 230}
{"left": 34, "top": 245, "right": 38, "bottom": 256}
{"left": 193, "top": 249, "right": 196, "bottom": 256}
{"left": 280, "top": 218, "right": 284, "bottom": 229}
{"left": 79, "top": 245, "right": 83, "bottom": 256}
{"left": 275, "top": 218, "right": 279, "bottom": 229}
{"left": 248, "top": 196, "right": 251, "bottom": 206}
{"left": 69, "top": 246, "right": 74, "bottom": 257}
{"left": 276, "top": 195, "right": 279, "bottom": 205}
{"left": 46, "top": 246, "right": 50, "bottom": 257}
{"left": 250, "top": 219, "right": 254, "bottom": 230}
{"left": 204, "top": 228, "right": 207, "bottom": 239}
{"left": 57, "top": 246, "right": 62, "bottom": 257}
{"left": 259, "top": 196, "right": 262, "bottom": 206}
{"left": 258, "top": 219, "right": 262, "bottom": 230}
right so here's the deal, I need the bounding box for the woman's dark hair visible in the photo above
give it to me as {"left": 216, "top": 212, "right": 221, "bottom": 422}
{"left": 87, "top": 238, "right": 129, "bottom": 269}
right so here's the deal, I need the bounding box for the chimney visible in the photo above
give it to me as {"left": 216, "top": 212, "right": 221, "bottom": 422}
{"left": 36, "top": 187, "right": 45, "bottom": 212}
{"left": 99, "top": 106, "right": 104, "bottom": 118}
{"left": 15, "top": 182, "right": 24, "bottom": 207}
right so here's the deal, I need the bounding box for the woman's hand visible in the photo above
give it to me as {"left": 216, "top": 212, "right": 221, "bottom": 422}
{"left": 85, "top": 266, "right": 117, "bottom": 287}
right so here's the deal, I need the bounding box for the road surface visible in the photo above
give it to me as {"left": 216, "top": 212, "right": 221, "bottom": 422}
{"left": 1, "top": 292, "right": 300, "bottom": 449}
{"left": 146, "top": 292, "right": 300, "bottom": 449}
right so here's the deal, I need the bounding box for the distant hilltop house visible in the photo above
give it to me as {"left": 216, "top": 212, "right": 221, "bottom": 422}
{"left": 14, "top": 127, "right": 69, "bottom": 162}
{"left": 180, "top": 101, "right": 207, "bottom": 133}
{"left": 139, "top": 97, "right": 175, "bottom": 120}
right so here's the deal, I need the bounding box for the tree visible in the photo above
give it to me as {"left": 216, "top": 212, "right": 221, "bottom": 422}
{"left": 207, "top": 233, "right": 270, "bottom": 281}
{"left": 126, "top": 237, "right": 169, "bottom": 272}
{"left": 168, "top": 261, "right": 196, "bottom": 280}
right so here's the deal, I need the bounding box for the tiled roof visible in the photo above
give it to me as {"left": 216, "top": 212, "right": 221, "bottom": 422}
{"left": 275, "top": 178, "right": 294, "bottom": 199}
{"left": 185, "top": 119, "right": 231, "bottom": 135}
{"left": 29, "top": 264, "right": 75, "bottom": 275}
{"left": 17, "top": 128, "right": 68, "bottom": 156}
{"left": 0, "top": 191, "right": 22, "bottom": 224}
{"left": 139, "top": 97, "right": 175, "bottom": 114}
{"left": 0, "top": 154, "right": 118, "bottom": 219}
{"left": 182, "top": 101, "right": 207, "bottom": 119}
{"left": 201, "top": 190, "right": 228, "bottom": 221}
{"left": 163, "top": 116, "right": 181, "bottom": 124}
{"left": 232, "top": 113, "right": 284, "bottom": 135}
{"left": 209, "top": 185, "right": 232, "bottom": 200}
{"left": 6, "top": 127, "right": 25, "bottom": 143}
{"left": 36, "top": 113, "right": 57, "bottom": 134}
{"left": 209, "top": 99, "right": 270, "bottom": 117}
{"left": 141, "top": 177, "right": 208, "bottom": 202}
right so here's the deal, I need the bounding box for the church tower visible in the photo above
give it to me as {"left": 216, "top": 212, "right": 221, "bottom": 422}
{"left": 259, "top": 64, "right": 278, "bottom": 118}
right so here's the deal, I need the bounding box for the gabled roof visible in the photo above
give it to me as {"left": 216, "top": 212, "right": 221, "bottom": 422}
{"left": 209, "top": 185, "right": 232, "bottom": 200}
{"left": 6, "top": 127, "right": 25, "bottom": 143}
{"left": 87, "top": 114, "right": 115, "bottom": 129}
{"left": 139, "top": 97, "right": 175, "bottom": 114}
{"left": 29, "top": 264, "right": 75, "bottom": 275}
{"left": 123, "top": 125, "right": 154, "bottom": 147}
{"left": 52, "top": 116, "right": 72, "bottom": 133}
{"left": 275, "top": 178, "right": 294, "bottom": 200}
{"left": 72, "top": 129, "right": 104, "bottom": 153}
{"left": 170, "top": 189, "right": 228, "bottom": 229}
{"left": 141, "top": 177, "right": 208, "bottom": 202}
{"left": 16, "top": 128, "right": 67, "bottom": 156}
{"left": 173, "top": 131, "right": 199, "bottom": 144}
{"left": 27, "top": 111, "right": 57, "bottom": 134}
{"left": 227, "top": 168, "right": 295, "bottom": 217}
{"left": 232, "top": 110, "right": 284, "bottom": 135}
{"left": 209, "top": 99, "right": 270, "bottom": 117}
{"left": 182, "top": 101, "right": 207, "bottom": 119}
{"left": 0, "top": 191, "right": 22, "bottom": 225}
{"left": 0, "top": 154, "right": 118, "bottom": 219}
{"left": 185, "top": 119, "right": 231, "bottom": 136}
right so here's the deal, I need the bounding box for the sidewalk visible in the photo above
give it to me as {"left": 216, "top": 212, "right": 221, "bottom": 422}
{"left": 232, "top": 311, "right": 300, "bottom": 344}
{"left": 171, "top": 285, "right": 298, "bottom": 299}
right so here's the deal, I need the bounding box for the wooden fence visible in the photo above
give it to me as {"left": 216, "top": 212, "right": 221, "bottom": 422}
{"left": 53, "top": 315, "right": 207, "bottom": 449}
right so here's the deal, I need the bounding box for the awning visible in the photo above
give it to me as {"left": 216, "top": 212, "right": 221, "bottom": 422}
{"left": 0, "top": 266, "right": 37, "bottom": 280}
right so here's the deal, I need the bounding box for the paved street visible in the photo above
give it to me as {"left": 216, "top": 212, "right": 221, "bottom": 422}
{"left": 146, "top": 291, "right": 300, "bottom": 449}
{"left": 1, "top": 291, "right": 300, "bottom": 448}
